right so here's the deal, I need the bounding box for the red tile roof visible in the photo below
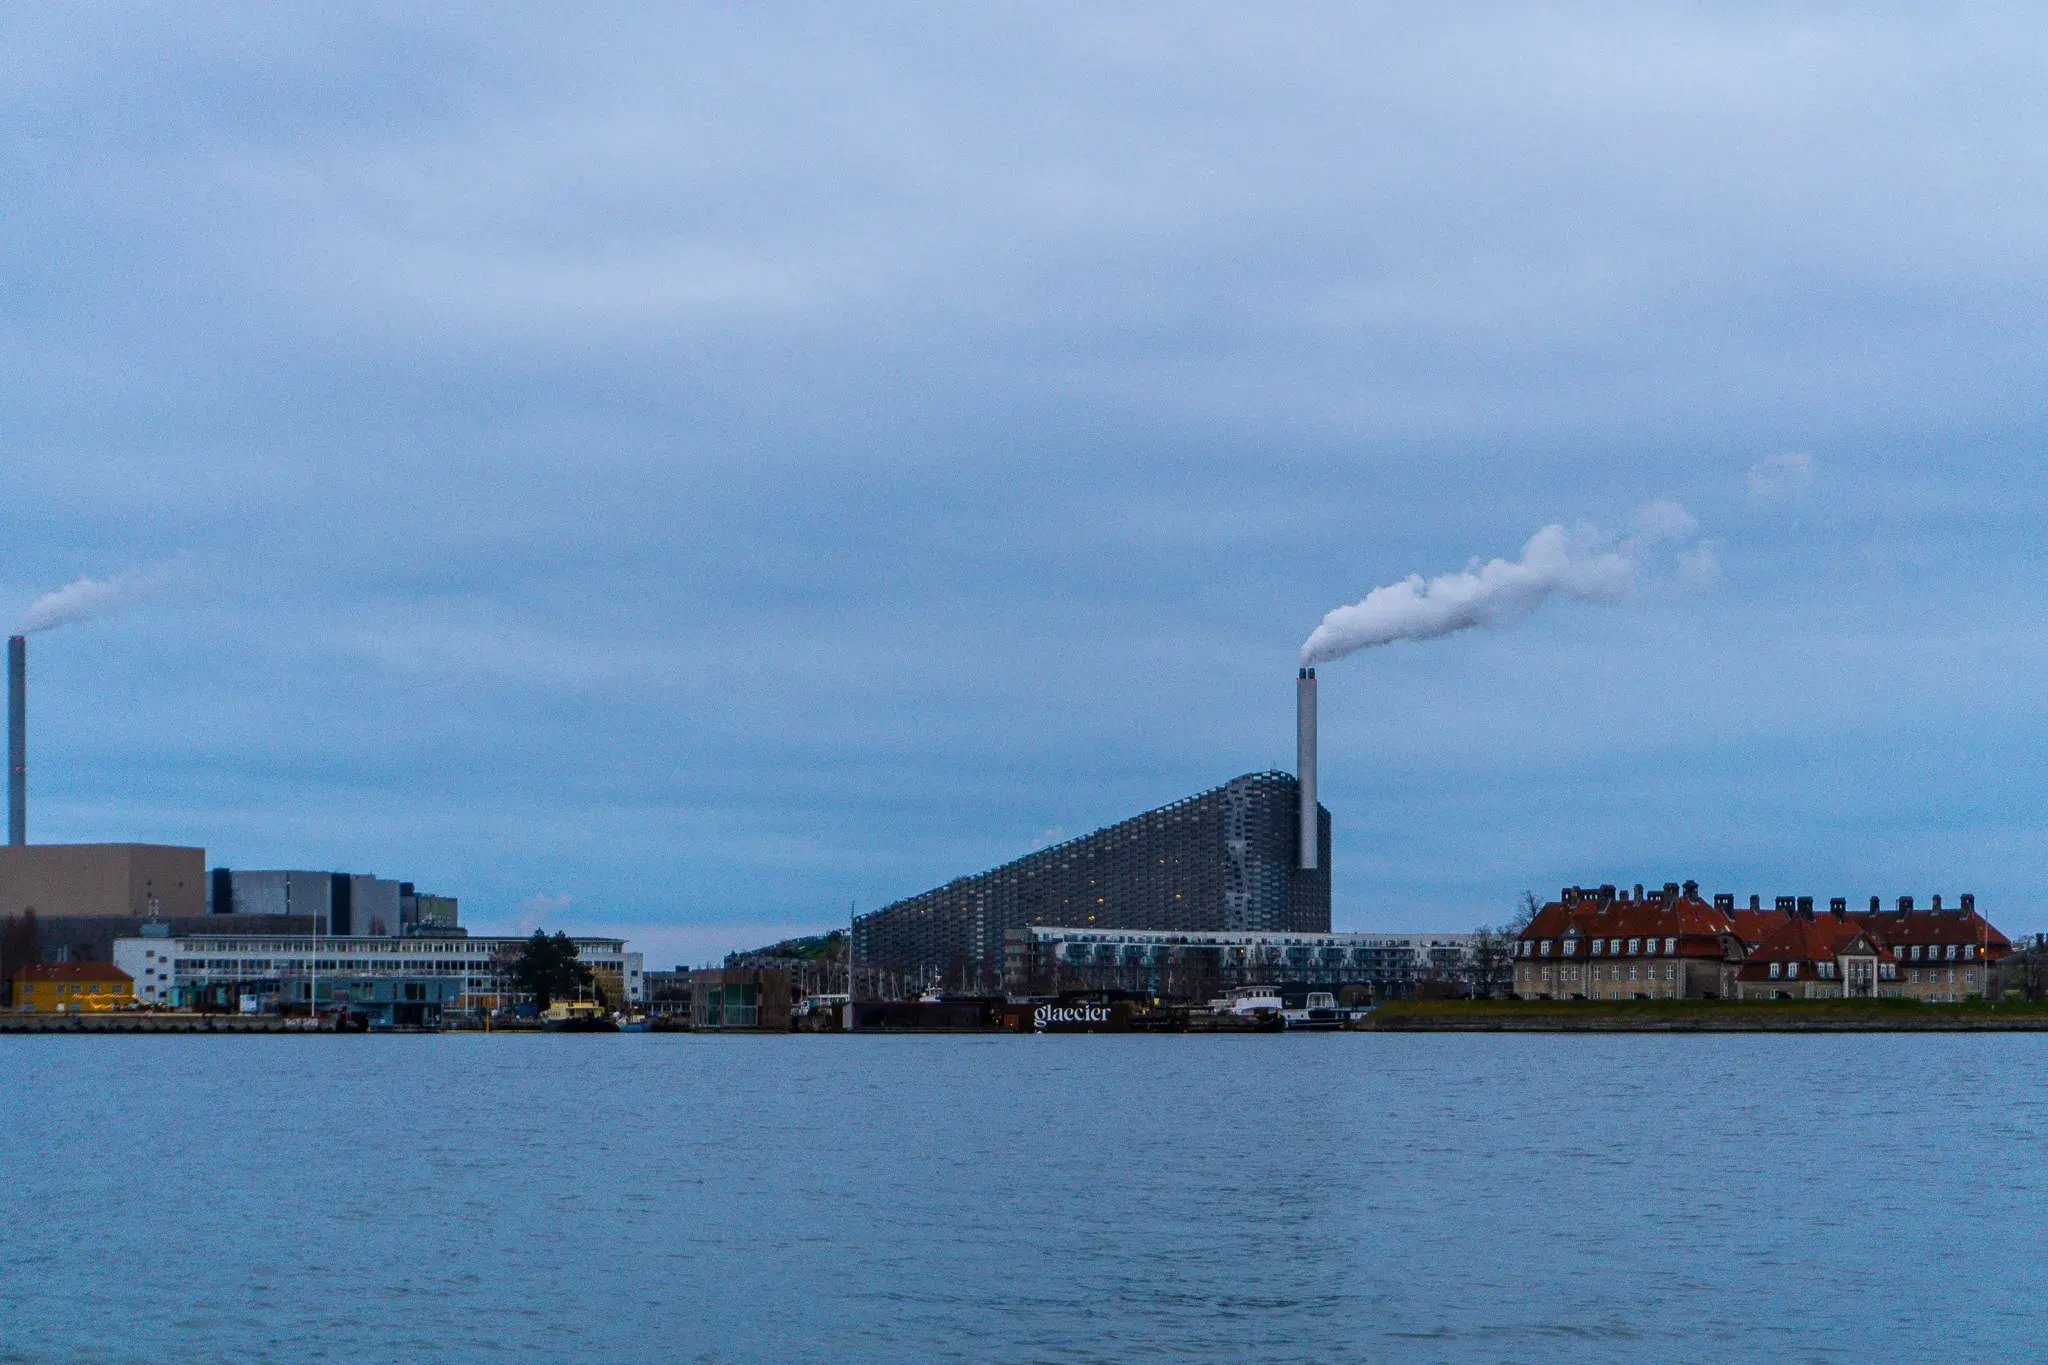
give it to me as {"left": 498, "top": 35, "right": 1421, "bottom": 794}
{"left": 1861, "top": 911, "right": 2010, "bottom": 957}
{"left": 1521, "top": 884, "right": 2013, "bottom": 964}
{"left": 1735, "top": 915, "right": 1886, "bottom": 981}
{"left": 1520, "top": 888, "right": 1736, "bottom": 960}
{"left": 12, "top": 961, "right": 133, "bottom": 984}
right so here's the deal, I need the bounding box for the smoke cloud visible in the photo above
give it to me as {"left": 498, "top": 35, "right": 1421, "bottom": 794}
{"left": 1301, "top": 502, "right": 1704, "bottom": 665}
{"left": 17, "top": 569, "right": 165, "bottom": 635}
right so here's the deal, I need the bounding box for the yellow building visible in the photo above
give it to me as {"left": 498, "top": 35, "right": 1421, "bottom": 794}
{"left": 11, "top": 961, "right": 135, "bottom": 1012}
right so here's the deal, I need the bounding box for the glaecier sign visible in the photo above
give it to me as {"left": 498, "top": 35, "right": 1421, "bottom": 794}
{"left": 1000, "top": 1000, "right": 1133, "bottom": 1033}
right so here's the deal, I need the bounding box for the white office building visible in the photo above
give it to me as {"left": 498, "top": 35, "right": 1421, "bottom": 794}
{"left": 115, "top": 931, "right": 644, "bottom": 1012}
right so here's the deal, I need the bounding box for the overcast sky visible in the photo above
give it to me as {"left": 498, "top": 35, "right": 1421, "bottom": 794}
{"left": 6, "top": 5, "right": 2046, "bottom": 965}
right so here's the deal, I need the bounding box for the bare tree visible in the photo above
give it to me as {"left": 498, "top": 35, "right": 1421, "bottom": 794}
{"left": 1463, "top": 924, "right": 1517, "bottom": 1000}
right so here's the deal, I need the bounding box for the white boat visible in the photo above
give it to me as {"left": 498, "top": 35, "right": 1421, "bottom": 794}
{"left": 1281, "top": 991, "right": 1345, "bottom": 1030}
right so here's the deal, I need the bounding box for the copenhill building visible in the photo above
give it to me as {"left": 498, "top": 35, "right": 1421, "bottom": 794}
{"left": 852, "top": 770, "right": 1331, "bottom": 994}
{"left": 854, "top": 668, "right": 1334, "bottom": 994}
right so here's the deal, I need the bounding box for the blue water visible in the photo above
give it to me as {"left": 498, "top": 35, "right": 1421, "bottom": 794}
{"left": 1, "top": 1033, "right": 2043, "bottom": 1362}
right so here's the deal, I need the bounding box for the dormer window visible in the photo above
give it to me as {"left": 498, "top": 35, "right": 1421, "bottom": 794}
{"left": 1628, "top": 938, "right": 1641, "bottom": 955}
{"left": 1786, "top": 963, "right": 1799, "bottom": 979}
{"left": 1664, "top": 937, "right": 1677, "bottom": 954}
{"left": 1769, "top": 962, "right": 1782, "bottom": 979}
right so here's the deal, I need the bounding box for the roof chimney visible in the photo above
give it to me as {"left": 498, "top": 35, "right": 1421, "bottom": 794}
{"left": 1962, "top": 893, "right": 1976, "bottom": 914}
{"left": 1931, "top": 894, "right": 1943, "bottom": 912}
{"left": 1682, "top": 880, "right": 1699, "bottom": 899}
{"left": 1634, "top": 884, "right": 1645, "bottom": 902}
{"left": 1749, "top": 895, "right": 1760, "bottom": 912}
{"left": 1869, "top": 896, "right": 1881, "bottom": 913}
{"left": 1829, "top": 898, "right": 1846, "bottom": 916}
{"left": 1797, "top": 896, "right": 1813, "bottom": 917}
{"left": 1714, "top": 893, "right": 1734, "bottom": 911}
{"left": 1897, "top": 896, "right": 1913, "bottom": 913}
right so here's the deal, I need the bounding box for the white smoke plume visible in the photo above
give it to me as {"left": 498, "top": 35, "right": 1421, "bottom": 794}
{"left": 1301, "top": 501, "right": 1704, "bottom": 665}
{"left": 17, "top": 568, "right": 166, "bottom": 635}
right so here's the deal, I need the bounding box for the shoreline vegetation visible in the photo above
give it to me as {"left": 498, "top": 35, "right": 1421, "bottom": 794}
{"left": 1365, "top": 998, "right": 2048, "bottom": 1031}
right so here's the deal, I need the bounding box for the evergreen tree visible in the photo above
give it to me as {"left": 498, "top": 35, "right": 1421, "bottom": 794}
{"left": 507, "top": 929, "right": 592, "bottom": 1009}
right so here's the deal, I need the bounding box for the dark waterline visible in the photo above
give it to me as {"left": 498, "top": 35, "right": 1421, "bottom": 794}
{"left": 2, "top": 1033, "right": 2042, "bottom": 1363}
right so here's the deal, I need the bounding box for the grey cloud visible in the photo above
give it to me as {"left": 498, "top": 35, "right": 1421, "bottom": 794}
{"left": 3, "top": 4, "right": 2048, "bottom": 936}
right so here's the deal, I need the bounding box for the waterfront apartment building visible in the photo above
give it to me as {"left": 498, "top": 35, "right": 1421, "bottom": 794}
{"left": 1515, "top": 883, "right": 2010, "bottom": 1002}
{"left": 113, "top": 931, "right": 644, "bottom": 1013}
{"left": 1003, "top": 926, "right": 1479, "bottom": 1000}
{"left": 857, "top": 772, "right": 1330, "bottom": 994}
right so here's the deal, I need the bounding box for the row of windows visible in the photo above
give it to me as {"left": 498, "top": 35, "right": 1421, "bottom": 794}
{"left": 1523, "top": 937, "right": 1680, "bottom": 959}
{"left": 1527, "top": 938, "right": 1985, "bottom": 963}
{"left": 1899, "top": 943, "right": 1979, "bottom": 962}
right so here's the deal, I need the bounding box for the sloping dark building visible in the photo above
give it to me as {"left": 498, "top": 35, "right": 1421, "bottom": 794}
{"left": 853, "top": 771, "right": 1329, "bottom": 994}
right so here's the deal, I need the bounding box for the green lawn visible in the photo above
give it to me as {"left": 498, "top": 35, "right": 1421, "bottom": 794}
{"left": 1368, "top": 996, "right": 2048, "bottom": 1029}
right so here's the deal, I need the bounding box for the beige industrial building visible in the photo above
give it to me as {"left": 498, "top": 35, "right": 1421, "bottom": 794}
{"left": 0, "top": 844, "right": 206, "bottom": 920}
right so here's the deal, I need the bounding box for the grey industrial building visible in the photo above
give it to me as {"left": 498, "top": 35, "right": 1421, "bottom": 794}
{"left": 854, "top": 770, "right": 1330, "bottom": 993}
{"left": 206, "top": 868, "right": 452, "bottom": 937}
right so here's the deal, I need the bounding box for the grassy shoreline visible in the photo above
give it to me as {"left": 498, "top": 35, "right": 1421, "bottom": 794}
{"left": 1366, "top": 998, "right": 2048, "bottom": 1031}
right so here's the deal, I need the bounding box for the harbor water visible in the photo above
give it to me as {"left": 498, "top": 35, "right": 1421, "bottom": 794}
{"left": 2, "top": 1032, "right": 2044, "bottom": 1362}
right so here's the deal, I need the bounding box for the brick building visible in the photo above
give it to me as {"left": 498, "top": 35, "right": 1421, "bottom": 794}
{"left": 1515, "top": 882, "right": 2010, "bottom": 1002}
{"left": 1514, "top": 881, "right": 1737, "bottom": 1000}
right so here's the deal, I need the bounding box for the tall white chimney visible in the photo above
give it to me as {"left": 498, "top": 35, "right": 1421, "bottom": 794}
{"left": 1296, "top": 666, "right": 1317, "bottom": 870}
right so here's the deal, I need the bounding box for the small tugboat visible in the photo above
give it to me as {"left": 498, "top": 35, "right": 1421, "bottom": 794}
{"left": 540, "top": 992, "right": 619, "bottom": 1032}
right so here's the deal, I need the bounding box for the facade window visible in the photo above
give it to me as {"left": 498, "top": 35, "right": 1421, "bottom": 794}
{"left": 1628, "top": 938, "right": 1641, "bottom": 955}
{"left": 1787, "top": 963, "right": 1799, "bottom": 979}
{"left": 1769, "top": 963, "right": 1781, "bottom": 979}
{"left": 1665, "top": 938, "right": 1677, "bottom": 954}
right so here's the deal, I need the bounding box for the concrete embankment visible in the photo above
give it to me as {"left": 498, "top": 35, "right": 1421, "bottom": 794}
{"left": 0, "top": 1013, "right": 332, "bottom": 1034}
{"left": 1365, "top": 1001, "right": 2048, "bottom": 1032}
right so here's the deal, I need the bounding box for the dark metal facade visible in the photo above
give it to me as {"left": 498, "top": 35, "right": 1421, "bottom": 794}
{"left": 853, "top": 772, "right": 1330, "bottom": 993}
